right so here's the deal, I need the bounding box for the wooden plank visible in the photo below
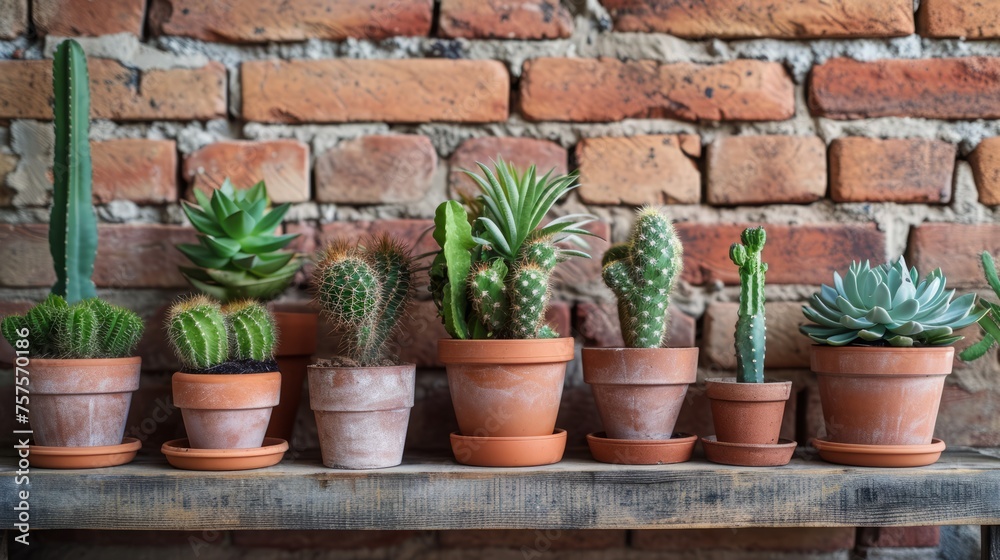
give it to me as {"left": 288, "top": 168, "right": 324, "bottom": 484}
{"left": 985, "top": 526, "right": 1000, "bottom": 560}
{"left": 1, "top": 450, "right": 999, "bottom": 531}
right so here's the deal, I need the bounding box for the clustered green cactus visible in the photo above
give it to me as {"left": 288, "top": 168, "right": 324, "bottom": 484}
{"left": 167, "top": 296, "right": 276, "bottom": 371}
{"left": 177, "top": 179, "right": 302, "bottom": 302}
{"left": 960, "top": 252, "right": 1000, "bottom": 361}
{"left": 800, "top": 257, "right": 982, "bottom": 348}
{"left": 602, "top": 207, "right": 683, "bottom": 348}
{"left": 731, "top": 227, "right": 768, "bottom": 384}
{"left": 429, "top": 158, "right": 595, "bottom": 339}
{"left": 315, "top": 235, "right": 415, "bottom": 367}
{"left": 1, "top": 295, "right": 144, "bottom": 359}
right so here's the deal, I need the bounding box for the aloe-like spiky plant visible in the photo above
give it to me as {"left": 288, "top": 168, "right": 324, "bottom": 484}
{"left": 800, "top": 257, "right": 983, "bottom": 347}
{"left": 429, "top": 158, "right": 597, "bottom": 339}
{"left": 315, "top": 235, "right": 415, "bottom": 366}
{"left": 731, "top": 227, "right": 767, "bottom": 383}
{"left": 178, "top": 179, "right": 302, "bottom": 302}
{"left": 960, "top": 252, "right": 1000, "bottom": 361}
{"left": 602, "top": 207, "right": 683, "bottom": 348}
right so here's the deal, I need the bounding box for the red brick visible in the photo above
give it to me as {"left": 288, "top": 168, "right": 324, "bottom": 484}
{"left": 440, "top": 529, "right": 625, "bottom": 550}
{"left": 520, "top": 58, "right": 794, "bottom": 122}
{"left": 906, "top": 223, "right": 1000, "bottom": 288}
{"left": 830, "top": 138, "right": 955, "bottom": 203}
{"left": 633, "top": 527, "right": 855, "bottom": 551}
{"left": 92, "top": 139, "right": 178, "bottom": 204}
{"left": 707, "top": 135, "right": 827, "bottom": 205}
{"left": 0, "top": 0, "right": 28, "bottom": 39}
{"left": 150, "top": 0, "right": 432, "bottom": 42}
{"left": 319, "top": 219, "right": 438, "bottom": 258}
{"left": 919, "top": 0, "right": 1000, "bottom": 39}
{"left": 703, "top": 301, "right": 811, "bottom": 370}
{"left": 393, "top": 299, "right": 450, "bottom": 368}
{"left": 34, "top": 0, "right": 145, "bottom": 36}
{"left": 970, "top": 137, "right": 1000, "bottom": 205}
{"left": 448, "top": 137, "right": 567, "bottom": 199}
{"left": 184, "top": 140, "right": 309, "bottom": 203}
{"left": 576, "top": 135, "right": 701, "bottom": 205}
{"left": 576, "top": 301, "right": 695, "bottom": 348}
{"left": 858, "top": 527, "right": 941, "bottom": 548}
{"left": 439, "top": 0, "right": 573, "bottom": 39}
{"left": 678, "top": 223, "right": 885, "bottom": 285}
{"left": 546, "top": 301, "right": 572, "bottom": 338}
{"left": 232, "top": 530, "right": 418, "bottom": 549}
{"left": 0, "top": 59, "right": 226, "bottom": 121}
{"left": 0, "top": 152, "right": 18, "bottom": 206}
{"left": 548, "top": 220, "right": 610, "bottom": 293}
{"left": 242, "top": 59, "right": 509, "bottom": 124}
{"left": 936, "top": 385, "right": 1000, "bottom": 446}
{"left": 809, "top": 57, "right": 1000, "bottom": 120}
{"left": 0, "top": 224, "right": 196, "bottom": 288}
{"left": 604, "top": 0, "right": 913, "bottom": 38}
{"left": 315, "top": 135, "right": 437, "bottom": 204}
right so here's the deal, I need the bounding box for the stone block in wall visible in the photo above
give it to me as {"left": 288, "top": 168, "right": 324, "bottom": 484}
{"left": 92, "top": 139, "right": 178, "bottom": 204}
{"left": 970, "top": 137, "right": 1000, "bottom": 206}
{"left": 184, "top": 140, "right": 309, "bottom": 203}
{"left": 34, "top": 0, "right": 146, "bottom": 36}
{"left": 0, "top": 0, "right": 28, "bottom": 39}
{"left": 706, "top": 135, "right": 827, "bottom": 206}
{"left": 576, "top": 135, "right": 701, "bottom": 205}
{"left": 830, "top": 138, "right": 955, "bottom": 203}
{"left": 448, "top": 137, "right": 567, "bottom": 199}
{"left": 906, "top": 223, "right": 1000, "bottom": 288}
{"left": 919, "top": 0, "right": 1000, "bottom": 39}
{"left": 703, "top": 301, "right": 812, "bottom": 370}
{"left": 315, "top": 135, "right": 436, "bottom": 204}
{"left": 438, "top": 0, "right": 573, "bottom": 39}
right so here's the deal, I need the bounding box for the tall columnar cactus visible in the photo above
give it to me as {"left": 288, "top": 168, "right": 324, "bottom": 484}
{"left": 315, "top": 234, "right": 415, "bottom": 366}
{"left": 223, "top": 300, "right": 276, "bottom": 362}
{"left": 602, "top": 207, "right": 683, "bottom": 348}
{"left": 50, "top": 39, "right": 98, "bottom": 304}
{"left": 730, "top": 227, "right": 768, "bottom": 384}
{"left": 167, "top": 296, "right": 229, "bottom": 370}
{"left": 1, "top": 295, "right": 143, "bottom": 359}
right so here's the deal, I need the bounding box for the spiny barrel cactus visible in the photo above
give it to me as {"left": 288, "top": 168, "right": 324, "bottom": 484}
{"left": 315, "top": 234, "right": 415, "bottom": 366}
{"left": 167, "top": 296, "right": 229, "bottom": 370}
{"left": 961, "top": 252, "right": 1000, "bottom": 361}
{"left": 801, "top": 256, "right": 983, "bottom": 348}
{"left": 178, "top": 179, "right": 302, "bottom": 302}
{"left": 223, "top": 299, "right": 276, "bottom": 362}
{"left": 602, "top": 207, "right": 683, "bottom": 348}
{"left": 731, "top": 227, "right": 767, "bottom": 384}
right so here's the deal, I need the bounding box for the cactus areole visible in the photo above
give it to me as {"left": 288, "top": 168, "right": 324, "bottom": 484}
{"left": 730, "top": 227, "right": 767, "bottom": 384}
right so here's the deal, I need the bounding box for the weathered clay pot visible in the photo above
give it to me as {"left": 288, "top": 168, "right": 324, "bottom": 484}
{"left": 266, "top": 308, "right": 319, "bottom": 441}
{"left": 30, "top": 357, "right": 141, "bottom": 447}
{"left": 439, "top": 338, "right": 574, "bottom": 438}
{"left": 307, "top": 363, "right": 415, "bottom": 469}
{"left": 810, "top": 345, "right": 952, "bottom": 446}
{"left": 706, "top": 378, "right": 791, "bottom": 445}
{"left": 172, "top": 371, "right": 281, "bottom": 450}
{"left": 582, "top": 347, "right": 698, "bottom": 440}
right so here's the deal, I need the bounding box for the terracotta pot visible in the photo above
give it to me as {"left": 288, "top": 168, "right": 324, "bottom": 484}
{"left": 582, "top": 347, "right": 698, "bottom": 440}
{"left": 450, "top": 429, "right": 567, "bottom": 467}
{"left": 172, "top": 371, "right": 281, "bottom": 449}
{"left": 439, "top": 338, "right": 574, "bottom": 438}
{"left": 30, "top": 357, "right": 141, "bottom": 447}
{"left": 266, "top": 309, "right": 319, "bottom": 441}
{"left": 706, "top": 378, "right": 791, "bottom": 445}
{"left": 810, "top": 345, "right": 952, "bottom": 446}
{"left": 307, "top": 363, "right": 415, "bottom": 469}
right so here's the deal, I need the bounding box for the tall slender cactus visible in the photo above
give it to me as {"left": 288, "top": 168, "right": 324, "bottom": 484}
{"left": 730, "top": 227, "right": 768, "bottom": 383}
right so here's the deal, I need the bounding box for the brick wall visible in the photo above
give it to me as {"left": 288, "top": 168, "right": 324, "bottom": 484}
{"left": 1, "top": 0, "right": 997, "bottom": 558}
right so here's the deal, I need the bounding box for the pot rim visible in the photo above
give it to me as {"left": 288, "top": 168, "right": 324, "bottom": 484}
{"left": 449, "top": 428, "right": 567, "bottom": 442}
{"left": 172, "top": 371, "right": 281, "bottom": 410}
{"left": 809, "top": 344, "right": 955, "bottom": 376}
{"left": 30, "top": 356, "right": 141, "bottom": 367}
{"left": 307, "top": 362, "right": 416, "bottom": 372}
{"left": 705, "top": 377, "right": 792, "bottom": 402}
{"left": 173, "top": 370, "right": 281, "bottom": 380}
{"left": 582, "top": 346, "right": 699, "bottom": 385}
{"left": 438, "top": 337, "right": 574, "bottom": 365}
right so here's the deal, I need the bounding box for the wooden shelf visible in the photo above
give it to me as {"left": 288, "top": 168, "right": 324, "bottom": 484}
{"left": 3, "top": 449, "right": 1000, "bottom": 531}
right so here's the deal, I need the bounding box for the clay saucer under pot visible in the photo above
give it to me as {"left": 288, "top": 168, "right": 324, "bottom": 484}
{"left": 812, "top": 437, "right": 946, "bottom": 468}
{"left": 161, "top": 437, "right": 288, "bottom": 471}
{"left": 450, "top": 429, "right": 567, "bottom": 467}
{"left": 701, "top": 436, "right": 797, "bottom": 467}
{"left": 587, "top": 432, "right": 697, "bottom": 465}
{"left": 29, "top": 437, "right": 142, "bottom": 469}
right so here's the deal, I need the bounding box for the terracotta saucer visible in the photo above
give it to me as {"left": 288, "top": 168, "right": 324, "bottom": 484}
{"left": 29, "top": 437, "right": 142, "bottom": 469}
{"left": 701, "top": 435, "right": 797, "bottom": 467}
{"left": 450, "top": 429, "right": 567, "bottom": 467}
{"left": 812, "top": 437, "right": 946, "bottom": 468}
{"left": 161, "top": 437, "right": 288, "bottom": 471}
{"left": 587, "top": 432, "right": 697, "bottom": 465}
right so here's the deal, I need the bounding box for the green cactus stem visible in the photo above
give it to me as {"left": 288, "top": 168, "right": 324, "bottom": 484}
{"left": 167, "top": 296, "right": 229, "bottom": 370}
{"left": 223, "top": 300, "right": 276, "bottom": 362}
{"left": 1, "top": 296, "right": 143, "bottom": 359}
{"left": 469, "top": 260, "right": 509, "bottom": 337}
{"left": 83, "top": 298, "right": 144, "bottom": 358}
{"left": 56, "top": 304, "right": 99, "bottom": 358}
{"left": 731, "top": 226, "right": 768, "bottom": 384}
{"left": 508, "top": 263, "right": 550, "bottom": 339}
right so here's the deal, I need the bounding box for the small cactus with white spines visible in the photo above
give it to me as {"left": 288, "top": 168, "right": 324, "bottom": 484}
{"left": 168, "top": 296, "right": 229, "bottom": 370}
{"left": 731, "top": 227, "right": 767, "bottom": 384}
{"left": 223, "top": 300, "right": 276, "bottom": 363}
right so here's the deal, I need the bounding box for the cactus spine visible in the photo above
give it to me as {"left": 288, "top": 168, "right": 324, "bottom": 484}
{"left": 50, "top": 39, "right": 97, "bottom": 304}
{"left": 730, "top": 227, "right": 768, "bottom": 384}
{"left": 602, "top": 207, "right": 683, "bottom": 348}
{"left": 315, "top": 234, "right": 415, "bottom": 366}
{"left": 223, "top": 300, "right": 276, "bottom": 362}
{"left": 56, "top": 305, "right": 99, "bottom": 358}
{"left": 168, "top": 296, "right": 229, "bottom": 370}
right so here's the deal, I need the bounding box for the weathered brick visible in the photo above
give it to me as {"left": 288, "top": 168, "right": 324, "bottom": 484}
{"left": 576, "top": 135, "right": 701, "bottom": 205}
{"left": 92, "top": 139, "right": 178, "bottom": 204}
{"left": 520, "top": 58, "right": 795, "bottom": 122}
{"left": 707, "top": 135, "right": 826, "bottom": 205}
{"left": 633, "top": 527, "right": 855, "bottom": 551}
{"left": 448, "top": 137, "right": 567, "bottom": 199}
{"left": 546, "top": 301, "right": 572, "bottom": 338}
{"left": 549, "top": 220, "right": 610, "bottom": 293}
{"left": 830, "top": 137, "right": 955, "bottom": 203}
{"left": 0, "top": 224, "right": 196, "bottom": 288}
{"left": 439, "top": 0, "right": 573, "bottom": 39}
{"left": 703, "top": 301, "right": 811, "bottom": 370}
{"left": 809, "top": 57, "right": 1000, "bottom": 120}
{"left": 0, "top": 152, "right": 18, "bottom": 206}
{"left": 232, "top": 529, "right": 419, "bottom": 549}
{"left": 315, "top": 135, "right": 436, "bottom": 204}
{"left": 970, "top": 137, "right": 1000, "bottom": 205}
{"left": 604, "top": 0, "right": 913, "bottom": 38}
{"left": 395, "top": 299, "right": 451, "bottom": 368}
{"left": 906, "top": 223, "right": 1000, "bottom": 288}
{"left": 858, "top": 527, "right": 941, "bottom": 548}
{"left": 440, "top": 529, "right": 626, "bottom": 550}
{"left": 241, "top": 59, "right": 509, "bottom": 124}
{"left": 936, "top": 385, "right": 1000, "bottom": 446}
{"left": 919, "top": 0, "right": 1000, "bottom": 39}
{"left": 150, "top": 0, "right": 433, "bottom": 42}
{"left": 184, "top": 140, "right": 309, "bottom": 203}
{"left": 319, "top": 220, "right": 438, "bottom": 257}
{"left": 34, "top": 0, "right": 145, "bottom": 36}
{"left": 0, "top": 59, "right": 226, "bottom": 121}
{"left": 0, "top": 0, "right": 28, "bottom": 39}
{"left": 575, "top": 301, "right": 696, "bottom": 349}
{"left": 678, "top": 223, "right": 885, "bottom": 285}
